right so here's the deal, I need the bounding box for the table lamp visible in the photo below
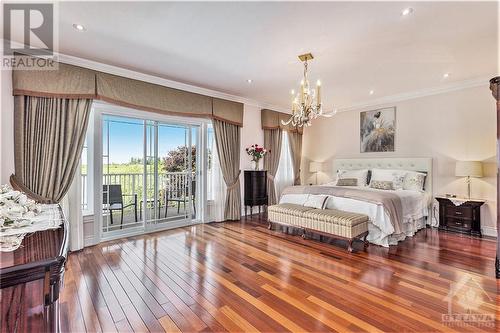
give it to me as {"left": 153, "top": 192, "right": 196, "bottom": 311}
{"left": 309, "top": 161, "right": 322, "bottom": 185}
{"left": 455, "top": 161, "right": 483, "bottom": 199}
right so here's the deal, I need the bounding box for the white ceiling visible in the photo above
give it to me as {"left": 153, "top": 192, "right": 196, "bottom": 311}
{"left": 24, "top": 2, "right": 500, "bottom": 109}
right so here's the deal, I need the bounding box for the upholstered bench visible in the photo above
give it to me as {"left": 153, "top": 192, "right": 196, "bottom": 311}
{"left": 267, "top": 203, "right": 369, "bottom": 252}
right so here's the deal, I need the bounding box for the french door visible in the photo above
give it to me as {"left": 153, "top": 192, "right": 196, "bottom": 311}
{"left": 96, "top": 105, "right": 206, "bottom": 240}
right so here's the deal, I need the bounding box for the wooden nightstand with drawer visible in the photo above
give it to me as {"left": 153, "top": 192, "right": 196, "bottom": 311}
{"left": 435, "top": 196, "right": 485, "bottom": 237}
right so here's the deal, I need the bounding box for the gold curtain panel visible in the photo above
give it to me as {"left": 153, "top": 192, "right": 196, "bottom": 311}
{"left": 12, "top": 55, "right": 244, "bottom": 126}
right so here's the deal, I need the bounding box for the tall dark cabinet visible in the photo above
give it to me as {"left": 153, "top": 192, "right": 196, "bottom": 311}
{"left": 244, "top": 170, "right": 268, "bottom": 218}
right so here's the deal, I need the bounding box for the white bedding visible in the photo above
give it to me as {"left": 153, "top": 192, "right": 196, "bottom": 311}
{"left": 279, "top": 186, "right": 432, "bottom": 247}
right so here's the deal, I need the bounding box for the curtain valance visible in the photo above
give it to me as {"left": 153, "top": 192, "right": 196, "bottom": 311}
{"left": 12, "top": 56, "right": 244, "bottom": 126}
{"left": 96, "top": 72, "right": 213, "bottom": 118}
{"left": 212, "top": 98, "right": 244, "bottom": 126}
{"left": 12, "top": 56, "right": 96, "bottom": 98}
{"left": 261, "top": 109, "right": 280, "bottom": 129}
{"left": 261, "top": 109, "right": 303, "bottom": 133}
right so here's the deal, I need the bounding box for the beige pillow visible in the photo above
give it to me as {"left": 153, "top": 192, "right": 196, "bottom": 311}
{"left": 370, "top": 180, "right": 394, "bottom": 190}
{"left": 402, "top": 172, "right": 426, "bottom": 191}
{"left": 336, "top": 178, "right": 358, "bottom": 186}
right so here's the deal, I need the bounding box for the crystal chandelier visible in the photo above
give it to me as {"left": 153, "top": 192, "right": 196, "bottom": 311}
{"left": 282, "top": 53, "right": 331, "bottom": 127}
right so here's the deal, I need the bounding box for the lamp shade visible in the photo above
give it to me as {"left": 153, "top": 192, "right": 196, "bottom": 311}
{"left": 455, "top": 161, "right": 483, "bottom": 178}
{"left": 309, "top": 161, "right": 322, "bottom": 173}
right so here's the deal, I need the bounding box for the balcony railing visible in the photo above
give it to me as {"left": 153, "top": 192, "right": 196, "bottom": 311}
{"left": 81, "top": 172, "right": 194, "bottom": 211}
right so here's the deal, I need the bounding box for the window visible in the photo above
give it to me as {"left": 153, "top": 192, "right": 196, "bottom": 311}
{"left": 274, "top": 131, "right": 295, "bottom": 199}
{"left": 81, "top": 110, "right": 94, "bottom": 215}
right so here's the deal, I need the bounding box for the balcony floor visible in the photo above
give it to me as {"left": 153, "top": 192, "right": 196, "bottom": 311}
{"left": 102, "top": 202, "right": 196, "bottom": 232}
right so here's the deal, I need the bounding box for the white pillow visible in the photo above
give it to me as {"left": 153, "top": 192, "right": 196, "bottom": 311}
{"left": 370, "top": 169, "right": 407, "bottom": 190}
{"left": 336, "top": 169, "right": 369, "bottom": 187}
{"left": 402, "top": 171, "right": 427, "bottom": 192}
{"left": 303, "top": 195, "right": 329, "bottom": 209}
{"left": 280, "top": 194, "right": 310, "bottom": 205}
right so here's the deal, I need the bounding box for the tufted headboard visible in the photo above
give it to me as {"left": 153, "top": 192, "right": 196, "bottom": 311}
{"left": 332, "top": 157, "right": 433, "bottom": 195}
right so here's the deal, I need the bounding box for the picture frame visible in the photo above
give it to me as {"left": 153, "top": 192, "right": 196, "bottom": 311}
{"left": 360, "top": 107, "right": 396, "bottom": 153}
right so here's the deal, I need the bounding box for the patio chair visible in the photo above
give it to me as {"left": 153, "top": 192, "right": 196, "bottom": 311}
{"left": 165, "top": 180, "right": 196, "bottom": 217}
{"left": 103, "top": 185, "right": 138, "bottom": 228}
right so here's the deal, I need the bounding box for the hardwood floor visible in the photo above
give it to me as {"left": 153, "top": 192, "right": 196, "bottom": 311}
{"left": 58, "top": 217, "right": 499, "bottom": 333}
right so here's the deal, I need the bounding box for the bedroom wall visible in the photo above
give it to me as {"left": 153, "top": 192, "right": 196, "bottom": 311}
{"left": 301, "top": 85, "right": 497, "bottom": 235}
{"left": 240, "top": 104, "right": 264, "bottom": 214}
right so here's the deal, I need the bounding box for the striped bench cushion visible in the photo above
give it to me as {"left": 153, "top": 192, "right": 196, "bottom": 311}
{"left": 268, "top": 204, "right": 369, "bottom": 239}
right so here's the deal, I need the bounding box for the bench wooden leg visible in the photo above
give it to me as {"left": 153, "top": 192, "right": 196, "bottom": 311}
{"left": 363, "top": 232, "right": 369, "bottom": 250}
{"left": 268, "top": 222, "right": 272, "bottom": 230}
{"left": 347, "top": 239, "right": 354, "bottom": 253}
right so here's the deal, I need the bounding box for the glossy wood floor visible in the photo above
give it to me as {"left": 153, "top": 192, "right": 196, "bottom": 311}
{"left": 59, "top": 217, "right": 499, "bottom": 333}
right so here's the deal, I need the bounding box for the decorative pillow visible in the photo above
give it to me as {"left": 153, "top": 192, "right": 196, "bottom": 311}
{"left": 336, "top": 178, "right": 358, "bottom": 186}
{"left": 280, "top": 194, "right": 310, "bottom": 205}
{"left": 336, "top": 169, "right": 369, "bottom": 187}
{"left": 370, "top": 169, "right": 407, "bottom": 190}
{"left": 370, "top": 180, "right": 394, "bottom": 190}
{"left": 402, "top": 172, "right": 426, "bottom": 192}
{"left": 303, "top": 195, "right": 329, "bottom": 209}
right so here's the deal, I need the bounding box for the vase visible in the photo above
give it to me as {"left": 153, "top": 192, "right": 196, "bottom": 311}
{"left": 253, "top": 159, "right": 260, "bottom": 171}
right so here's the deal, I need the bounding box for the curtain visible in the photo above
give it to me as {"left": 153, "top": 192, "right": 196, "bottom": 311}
{"left": 61, "top": 165, "right": 84, "bottom": 251}
{"left": 208, "top": 131, "right": 227, "bottom": 222}
{"left": 264, "top": 128, "right": 283, "bottom": 205}
{"left": 274, "top": 131, "right": 294, "bottom": 201}
{"left": 288, "top": 131, "right": 303, "bottom": 185}
{"left": 213, "top": 119, "right": 241, "bottom": 220}
{"left": 10, "top": 95, "right": 92, "bottom": 203}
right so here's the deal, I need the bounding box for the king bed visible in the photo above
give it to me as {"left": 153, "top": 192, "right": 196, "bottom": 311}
{"left": 279, "top": 158, "right": 434, "bottom": 247}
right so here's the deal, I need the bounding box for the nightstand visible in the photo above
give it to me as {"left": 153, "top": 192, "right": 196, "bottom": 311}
{"left": 435, "top": 196, "right": 485, "bottom": 237}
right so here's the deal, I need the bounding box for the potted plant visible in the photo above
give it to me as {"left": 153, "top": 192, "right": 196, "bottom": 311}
{"left": 245, "top": 144, "right": 268, "bottom": 170}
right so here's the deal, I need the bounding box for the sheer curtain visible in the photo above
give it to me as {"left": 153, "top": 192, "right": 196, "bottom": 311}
{"left": 274, "top": 131, "right": 294, "bottom": 201}
{"left": 208, "top": 127, "right": 227, "bottom": 222}
{"left": 61, "top": 167, "right": 84, "bottom": 251}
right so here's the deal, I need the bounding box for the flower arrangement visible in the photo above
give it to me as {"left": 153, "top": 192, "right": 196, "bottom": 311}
{"left": 0, "top": 184, "right": 41, "bottom": 229}
{"left": 245, "top": 144, "right": 268, "bottom": 170}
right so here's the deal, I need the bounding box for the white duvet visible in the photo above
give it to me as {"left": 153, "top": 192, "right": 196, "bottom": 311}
{"left": 279, "top": 186, "right": 433, "bottom": 247}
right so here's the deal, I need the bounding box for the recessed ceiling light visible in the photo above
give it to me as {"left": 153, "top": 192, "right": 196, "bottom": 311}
{"left": 72, "top": 23, "right": 86, "bottom": 31}
{"left": 369, "top": 90, "right": 375, "bottom": 95}
{"left": 401, "top": 8, "right": 414, "bottom": 16}
{"left": 443, "top": 73, "right": 450, "bottom": 78}
{"left": 246, "top": 79, "right": 253, "bottom": 84}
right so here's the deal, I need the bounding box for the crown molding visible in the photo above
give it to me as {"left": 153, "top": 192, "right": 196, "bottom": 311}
{"left": 4, "top": 40, "right": 493, "bottom": 115}
{"left": 336, "top": 76, "right": 493, "bottom": 113}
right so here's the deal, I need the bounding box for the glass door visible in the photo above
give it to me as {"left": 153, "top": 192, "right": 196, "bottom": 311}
{"left": 102, "top": 115, "right": 145, "bottom": 235}
{"left": 100, "top": 111, "right": 201, "bottom": 239}
{"left": 144, "top": 122, "right": 200, "bottom": 230}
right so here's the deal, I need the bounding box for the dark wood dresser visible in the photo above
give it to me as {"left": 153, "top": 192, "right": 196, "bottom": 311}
{"left": 435, "top": 197, "right": 485, "bottom": 237}
{"left": 0, "top": 207, "right": 69, "bottom": 333}
{"left": 244, "top": 170, "right": 268, "bottom": 218}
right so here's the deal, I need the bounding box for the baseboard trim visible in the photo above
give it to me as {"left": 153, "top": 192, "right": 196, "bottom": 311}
{"left": 84, "top": 236, "right": 97, "bottom": 247}
{"left": 481, "top": 226, "right": 497, "bottom": 237}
